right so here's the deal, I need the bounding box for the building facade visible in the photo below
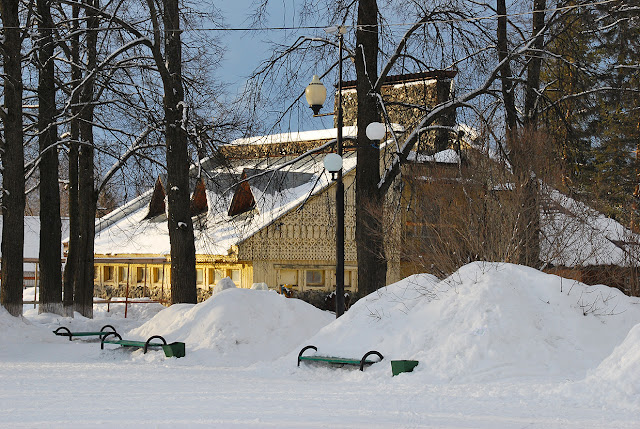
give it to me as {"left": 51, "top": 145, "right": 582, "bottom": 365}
{"left": 91, "top": 72, "right": 460, "bottom": 307}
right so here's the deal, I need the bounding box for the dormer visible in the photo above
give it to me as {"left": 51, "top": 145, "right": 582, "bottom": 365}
{"left": 228, "top": 170, "right": 256, "bottom": 217}
{"left": 190, "top": 177, "right": 208, "bottom": 217}
{"left": 144, "top": 177, "right": 166, "bottom": 219}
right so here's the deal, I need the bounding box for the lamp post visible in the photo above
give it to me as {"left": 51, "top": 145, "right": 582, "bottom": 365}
{"left": 366, "top": 122, "right": 386, "bottom": 143}
{"left": 305, "top": 25, "right": 346, "bottom": 317}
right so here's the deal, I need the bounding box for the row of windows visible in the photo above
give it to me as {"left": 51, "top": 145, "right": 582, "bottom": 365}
{"left": 197, "top": 268, "right": 241, "bottom": 286}
{"left": 278, "top": 268, "right": 353, "bottom": 289}
{"left": 99, "top": 266, "right": 164, "bottom": 284}
{"left": 97, "top": 265, "right": 242, "bottom": 287}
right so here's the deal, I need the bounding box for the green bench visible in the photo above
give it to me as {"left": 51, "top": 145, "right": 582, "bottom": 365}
{"left": 53, "top": 325, "right": 117, "bottom": 341}
{"left": 297, "top": 345, "right": 383, "bottom": 371}
{"left": 101, "top": 332, "right": 186, "bottom": 358}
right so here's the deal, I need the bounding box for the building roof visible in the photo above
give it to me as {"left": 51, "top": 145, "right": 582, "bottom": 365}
{"left": 0, "top": 216, "right": 70, "bottom": 260}
{"left": 541, "top": 189, "right": 640, "bottom": 268}
{"left": 92, "top": 125, "right": 640, "bottom": 270}
{"left": 93, "top": 130, "right": 357, "bottom": 257}
{"left": 341, "top": 70, "right": 458, "bottom": 89}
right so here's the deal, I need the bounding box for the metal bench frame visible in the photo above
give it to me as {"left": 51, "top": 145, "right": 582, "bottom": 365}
{"left": 53, "top": 325, "right": 117, "bottom": 341}
{"left": 101, "top": 332, "right": 185, "bottom": 358}
{"left": 297, "top": 345, "right": 383, "bottom": 371}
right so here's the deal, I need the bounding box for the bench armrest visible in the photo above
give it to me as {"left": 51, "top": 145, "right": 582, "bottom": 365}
{"left": 297, "top": 345, "right": 318, "bottom": 366}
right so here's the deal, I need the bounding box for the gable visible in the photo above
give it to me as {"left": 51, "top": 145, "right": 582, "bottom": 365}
{"left": 144, "top": 177, "right": 166, "bottom": 219}
{"left": 190, "top": 177, "right": 209, "bottom": 216}
{"left": 228, "top": 171, "right": 256, "bottom": 217}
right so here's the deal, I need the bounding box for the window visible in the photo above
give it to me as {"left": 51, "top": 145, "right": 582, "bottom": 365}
{"left": 118, "top": 266, "right": 128, "bottom": 283}
{"left": 344, "top": 271, "right": 352, "bottom": 288}
{"left": 196, "top": 268, "right": 204, "bottom": 285}
{"left": 305, "top": 270, "right": 324, "bottom": 286}
{"left": 136, "top": 267, "right": 146, "bottom": 283}
{"left": 208, "top": 268, "right": 225, "bottom": 285}
{"left": 229, "top": 269, "right": 241, "bottom": 285}
{"left": 279, "top": 269, "right": 298, "bottom": 287}
{"left": 103, "top": 266, "right": 114, "bottom": 282}
{"left": 153, "top": 267, "right": 163, "bottom": 283}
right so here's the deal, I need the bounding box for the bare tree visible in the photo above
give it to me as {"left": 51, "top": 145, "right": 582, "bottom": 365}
{"left": 62, "top": 1, "right": 81, "bottom": 317}
{"left": 36, "top": 0, "right": 63, "bottom": 315}
{"left": 0, "top": 0, "right": 26, "bottom": 317}
{"left": 353, "top": 0, "right": 387, "bottom": 296}
{"left": 143, "top": 0, "right": 197, "bottom": 303}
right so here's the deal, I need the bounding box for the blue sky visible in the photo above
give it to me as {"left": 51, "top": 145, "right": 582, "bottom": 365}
{"left": 214, "top": 1, "right": 336, "bottom": 132}
{"left": 217, "top": 1, "right": 295, "bottom": 94}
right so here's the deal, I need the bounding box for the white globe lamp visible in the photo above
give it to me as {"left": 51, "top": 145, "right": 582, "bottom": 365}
{"left": 323, "top": 153, "right": 343, "bottom": 180}
{"left": 305, "top": 75, "right": 327, "bottom": 115}
{"left": 366, "top": 122, "right": 386, "bottom": 141}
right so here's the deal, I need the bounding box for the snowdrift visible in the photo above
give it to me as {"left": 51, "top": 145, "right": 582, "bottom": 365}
{"left": 579, "top": 323, "right": 640, "bottom": 410}
{"left": 296, "top": 262, "right": 640, "bottom": 383}
{"left": 129, "top": 288, "right": 333, "bottom": 365}
{"left": 0, "top": 306, "right": 40, "bottom": 343}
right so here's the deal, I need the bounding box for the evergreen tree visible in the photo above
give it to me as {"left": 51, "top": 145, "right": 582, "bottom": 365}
{"left": 588, "top": 0, "right": 640, "bottom": 221}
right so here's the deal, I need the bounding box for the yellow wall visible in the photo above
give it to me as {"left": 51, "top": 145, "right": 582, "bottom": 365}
{"left": 93, "top": 255, "right": 252, "bottom": 301}
{"left": 93, "top": 167, "right": 409, "bottom": 301}
{"left": 238, "top": 172, "right": 359, "bottom": 292}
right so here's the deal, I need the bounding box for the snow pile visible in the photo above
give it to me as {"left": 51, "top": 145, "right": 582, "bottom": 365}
{"left": 129, "top": 288, "right": 333, "bottom": 365}
{"left": 212, "top": 276, "right": 236, "bottom": 294}
{"left": 578, "top": 323, "right": 640, "bottom": 409}
{"left": 296, "top": 262, "right": 640, "bottom": 383}
{"left": 251, "top": 282, "right": 269, "bottom": 290}
{"left": 0, "top": 306, "right": 73, "bottom": 362}
{"left": 0, "top": 307, "right": 37, "bottom": 342}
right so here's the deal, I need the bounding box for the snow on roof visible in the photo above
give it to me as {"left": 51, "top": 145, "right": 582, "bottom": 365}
{"left": 540, "top": 188, "right": 640, "bottom": 267}
{"left": 407, "top": 148, "right": 460, "bottom": 164}
{"left": 93, "top": 148, "right": 357, "bottom": 257}
{"left": 0, "top": 216, "right": 70, "bottom": 259}
{"left": 228, "top": 127, "right": 358, "bottom": 146}
{"left": 228, "top": 124, "right": 405, "bottom": 147}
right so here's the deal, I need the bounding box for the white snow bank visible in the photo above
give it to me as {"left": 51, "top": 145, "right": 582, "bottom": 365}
{"left": 212, "top": 276, "right": 236, "bottom": 294}
{"left": 0, "top": 306, "right": 37, "bottom": 342}
{"left": 129, "top": 288, "right": 333, "bottom": 366}
{"left": 577, "top": 323, "right": 640, "bottom": 410}
{"left": 251, "top": 282, "right": 269, "bottom": 290}
{"left": 295, "top": 262, "right": 640, "bottom": 384}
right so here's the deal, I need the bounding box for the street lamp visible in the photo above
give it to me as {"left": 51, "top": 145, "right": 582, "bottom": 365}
{"left": 305, "top": 75, "right": 327, "bottom": 116}
{"left": 323, "top": 153, "right": 343, "bottom": 181}
{"left": 366, "top": 122, "right": 386, "bottom": 144}
{"left": 306, "top": 25, "right": 346, "bottom": 318}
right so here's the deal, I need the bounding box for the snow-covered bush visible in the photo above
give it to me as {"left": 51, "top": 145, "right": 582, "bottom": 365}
{"left": 213, "top": 277, "right": 236, "bottom": 294}
{"left": 251, "top": 282, "right": 269, "bottom": 290}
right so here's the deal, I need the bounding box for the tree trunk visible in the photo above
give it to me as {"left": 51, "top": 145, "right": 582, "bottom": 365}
{"left": 497, "top": 0, "right": 517, "bottom": 134}
{"left": 355, "top": 0, "right": 386, "bottom": 297}
{"left": 524, "top": 0, "right": 546, "bottom": 125}
{"left": 37, "top": 0, "right": 63, "bottom": 315}
{"left": 497, "top": 0, "right": 544, "bottom": 268}
{"left": 516, "top": 0, "right": 545, "bottom": 268}
{"left": 0, "top": 0, "right": 25, "bottom": 317}
{"left": 62, "top": 3, "right": 81, "bottom": 317}
{"left": 73, "top": 0, "right": 99, "bottom": 318}
{"left": 163, "top": 0, "right": 197, "bottom": 304}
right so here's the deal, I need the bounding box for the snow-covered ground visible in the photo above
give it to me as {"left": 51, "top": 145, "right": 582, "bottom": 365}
{"left": 2, "top": 262, "right": 640, "bottom": 428}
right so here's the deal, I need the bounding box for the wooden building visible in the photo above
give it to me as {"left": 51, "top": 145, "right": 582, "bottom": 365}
{"left": 92, "top": 68, "right": 640, "bottom": 306}
{"left": 92, "top": 72, "right": 456, "bottom": 305}
{"left": 92, "top": 128, "right": 363, "bottom": 305}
